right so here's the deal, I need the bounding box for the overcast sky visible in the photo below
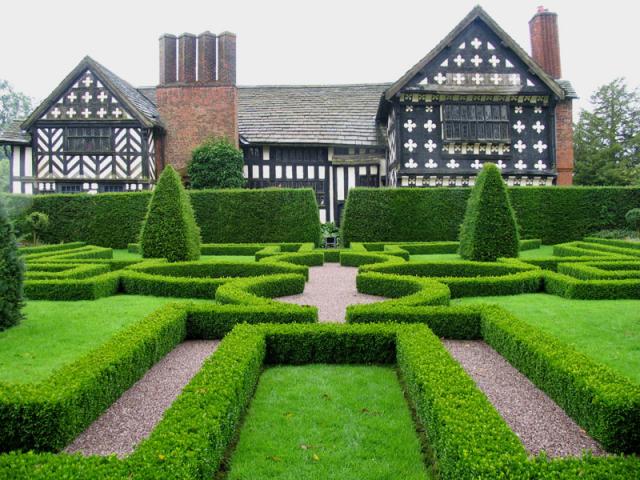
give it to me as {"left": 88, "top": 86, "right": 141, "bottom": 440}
{"left": 2, "top": 0, "right": 639, "bottom": 117}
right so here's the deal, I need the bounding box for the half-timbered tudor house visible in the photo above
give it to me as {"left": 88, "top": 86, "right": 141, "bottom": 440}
{"left": 1, "top": 6, "right": 575, "bottom": 223}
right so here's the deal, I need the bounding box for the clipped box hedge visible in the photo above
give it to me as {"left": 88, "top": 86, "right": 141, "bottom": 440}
{"left": 4, "top": 188, "right": 321, "bottom": 248}
{"left": 341, "top": 186, "right": 640, "bottom": 245}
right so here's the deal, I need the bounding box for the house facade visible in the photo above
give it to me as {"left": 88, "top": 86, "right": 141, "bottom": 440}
{"left": 1, "top": 6, "right": 575, "bottom": 223}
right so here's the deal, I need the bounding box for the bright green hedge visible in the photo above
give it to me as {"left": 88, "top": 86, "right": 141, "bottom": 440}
{"left": 341, "top": 186, "right": 640, "bottom": 245}
{"left": 3, "top": 188, "right": 321, "bottom": 248}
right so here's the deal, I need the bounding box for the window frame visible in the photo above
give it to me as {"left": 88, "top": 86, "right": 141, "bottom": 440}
{"left": 441, "top": 104, "right": 510, "bottom": 143}
{"left": 64, "top": 127, "right": 113, "bottom": 153}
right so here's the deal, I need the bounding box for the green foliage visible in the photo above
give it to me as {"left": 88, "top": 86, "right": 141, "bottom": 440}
{"left": 0, "top": 159, "right": 8, "bottom": 193}
{"left": 0, "top": 79, "right": 32, "bottom": 136}
{"left": 2, "top": 188, "right": 322, "bottom": 247}
{"left": 626, "top": 208, "right": 640, "bottom": 233}
{"left": 0, "top": 196, "right": 24, "bottom": 330}
{"left": 24, "top": 211, "right": 49, "bottom": 245}
{"left": 140, "top": 166, "right": 201, "bottom": 262}
{"left": 459, "top": 163, "right": 520, "bottom": 261}
{"left": 574, "top": 78, "right": 640, "bottom": 186}
{"left": 341, "top": 186, "right": 640, "bottom": 245}
{"left": 188, "top": 137, "right": 245, "bottom": 189}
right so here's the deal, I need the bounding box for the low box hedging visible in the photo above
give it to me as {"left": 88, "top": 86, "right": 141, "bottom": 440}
{"left": 480, "top": 304, "right": 640, "bottom": 453}
{"left": 583, "top": 237, "right": 640, "bottom": 250}
{"left": 18, "top": 242, "right": 87, "bottom": 255}
{"left": 558, "top": 261, "right": 640, "bottom": 280}
{"left": 24, "top": 245, "right": 113, "bottom": 262}
{"left": 4, "top": 188, "right": 322, "bottom": 248}
{"left": 25, "top": 263, "right": 110, "bottom": 280}
{"left": 1, "top": 322, "right": 639, "bottom": 478}
{"left": 24, "top": 272, "right": 121, "bottom": 300}
{"left": 341, "top": 186, "right": 640, "bottom": 245}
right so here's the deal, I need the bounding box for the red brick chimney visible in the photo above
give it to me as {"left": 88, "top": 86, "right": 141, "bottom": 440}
{"left": 530, "top": 7, "right": 573, "bottom": 186}
{"left": 156, "top": 31, "right": 238, "bottom": 175}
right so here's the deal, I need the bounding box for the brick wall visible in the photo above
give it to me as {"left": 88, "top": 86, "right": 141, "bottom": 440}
{"left": 555, "top": 100, "right": 573, "bottom": 185}
{"left": 156, "top": 85, "right": 238, "bottom": 172}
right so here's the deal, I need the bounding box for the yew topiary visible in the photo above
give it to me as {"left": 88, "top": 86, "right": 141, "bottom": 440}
{"left": 0, "top": 195, "right": 24, "bottom": 330}
{"left": 458, "top": 163, "right": 519, "bottom": 261}
{"left": 140, "top": 165, "right": 201, "bottom": 262}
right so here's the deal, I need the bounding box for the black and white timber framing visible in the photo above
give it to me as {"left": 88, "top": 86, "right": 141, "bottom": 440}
{"left": 0, "top": 6, "right": 576, "bottom": 224}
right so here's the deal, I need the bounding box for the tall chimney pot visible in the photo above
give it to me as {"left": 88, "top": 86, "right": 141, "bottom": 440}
{"left": 529, "top": 7, "right": 562, "bottom": 78}
{"left": 159, "top": 34, "right": 177, "bottom": 84}
{"left": 198, "top": 31, "right": 217, "bottom": 82}
{"left": 178, "top": 33, "right": 197, "bottom": 83}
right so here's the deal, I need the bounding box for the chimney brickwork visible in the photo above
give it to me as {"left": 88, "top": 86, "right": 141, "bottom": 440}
{"left": 157, "top": 30, "right": 238, "bottom": 173}
{"left": 529, "top": 7, "right": 573, "bottom": 185}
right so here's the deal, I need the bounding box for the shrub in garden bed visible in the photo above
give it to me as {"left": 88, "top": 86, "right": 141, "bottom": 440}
{"left": 0, "top": 196, "right": 24, "bottom": 330}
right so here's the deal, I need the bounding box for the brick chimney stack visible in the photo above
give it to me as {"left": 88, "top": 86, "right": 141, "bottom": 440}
{"left": 156, "top": 31, "right": 239, "bottom": 175}
{"left": 529, "top": 6, "right": 562, "bottom": 79}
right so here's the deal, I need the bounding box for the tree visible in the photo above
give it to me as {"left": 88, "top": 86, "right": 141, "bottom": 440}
{"left": 0, "top": 79, "right": 33, "bottom": 192}
{"left": 458, "top": 163, "right": 520, "bottom": 261}
{"left": 25, "top": 212, "right": 49, "bottom": 245}
{"left": 574, "top": 78, "right": 640, "bottom": 186}
{"left": 188, "top": 137, "right": 245, "bottom": 189}
{"left": 0, "top": 195, "right": 25, "bottom": 330}
{"left": 139, "top": 165, "right": 201, "bottom": 262}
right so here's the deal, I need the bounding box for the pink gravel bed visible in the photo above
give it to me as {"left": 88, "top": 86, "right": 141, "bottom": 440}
{"left": 444, "top": 339, "right": 605, "bottom": 457}
{"left": 278, "top": 263, "right": 384, "bottom": 322}
{"left": 65, "top": 340, "right": 219, "bottom": 457}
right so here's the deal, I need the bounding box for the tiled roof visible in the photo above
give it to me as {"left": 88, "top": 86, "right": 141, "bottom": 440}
{"left": 556, "top": 80, "right": 578, "bottom": 99}
{"left": 0, "top": 119, "right": 30, "bottom": 144}
{"left": 237, "top": 84, "right": 390, "bottom": 146}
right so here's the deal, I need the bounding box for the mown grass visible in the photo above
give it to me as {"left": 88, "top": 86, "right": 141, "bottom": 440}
{"left": 454, "top": 293, "right": 640, "bottom": 384}
{"left": 112, "top": 249, "right": 255, "bottom": 262}
{"left": 226, "top": 365, "right": 430, "bottom": 480}
{"left": 0, "top": 295, "right": 207, "bottom": 384}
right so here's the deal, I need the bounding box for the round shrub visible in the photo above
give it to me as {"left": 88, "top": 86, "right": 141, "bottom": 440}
{"left": 0, "top": 196, "right": 25, "bottom": 330}
{"left": 140, "top": 165, "right": 201, "bottom": 262}
{"left": 188, "top": 137, "right": 245, "bottom": 189}
{"left": 626, "top": 208, "right": 640, "bottom": 234}
{"left": 25, "top": 211, "right": 49, "bottom": 245}
{"left": 458, "top": 163, "right": 520, "bottom": 261}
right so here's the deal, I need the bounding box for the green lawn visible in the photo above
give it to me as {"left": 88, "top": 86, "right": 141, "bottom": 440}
{"left": 454, "top": 294, "right": 640, "bottom": 384}
{"left": 112, "top": 249, "right": 255, "bottom": 263}
{"left": 0, "top": 295, "right": 202, "bottom": 384}
{"left": 227, "top": 365, "right": 430, "bottom": 480}
{"left": 411, "top": 245, "right": 555, "bottom": 262}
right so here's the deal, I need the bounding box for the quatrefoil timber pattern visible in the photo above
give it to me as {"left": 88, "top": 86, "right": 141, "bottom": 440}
{"left": 43, "top": 69, "right": 134, "bottom": 122}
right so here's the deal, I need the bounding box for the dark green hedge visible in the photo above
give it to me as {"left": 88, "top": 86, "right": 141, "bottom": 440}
{"left": 3, "top": 188, "right": 321, "bottom": 248}
{"left": 341, "top": 187, "right": 640, "bottom": 245}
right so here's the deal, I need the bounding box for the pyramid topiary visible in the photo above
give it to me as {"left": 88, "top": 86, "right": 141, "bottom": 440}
{"left": 0, "top": 195, "right": 25, "bottom": 330}
{"left": 458, "top": 163, "right": 519, "bottom": 261}
{"left": 140, "top": 165, "right": 201, "bottom": 262}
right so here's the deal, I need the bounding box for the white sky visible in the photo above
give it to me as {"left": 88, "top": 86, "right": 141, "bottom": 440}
{"left": 2, "top": 0, "right": 639, "bottom": 117}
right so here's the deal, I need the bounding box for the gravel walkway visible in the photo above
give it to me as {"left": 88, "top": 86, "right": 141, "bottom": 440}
{"left": 65, "top": 340, "right": 219, "bottom": 457}
{"left": 443, "top": 340, "right": 605, "bottom": 457}
{"left": 278, "top": 264, "right": 384, "bottom": 322}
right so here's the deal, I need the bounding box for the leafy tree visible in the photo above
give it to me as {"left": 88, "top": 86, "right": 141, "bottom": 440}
{"left": 574, "top": 78, "right": 640, "bottom": 186}
{"left": 0, "top": 195, "right": 25, "bottom": 330}
{"left": 626, "top": 208, "right": 640, "bottom": 236}
{"left": 25, "top": 212, "right": 49, "bottom": 245}
{"left": 140, "top": 165, "right": 201, "bottom": 262}
{"left": 458, "top": 163, "right": 520, "bottom": 261}
{"left": 0, "top": 79, "right": 33, "bottom": 191}
{"left": 188, "top": 137, "right": 245, "bottom": 189}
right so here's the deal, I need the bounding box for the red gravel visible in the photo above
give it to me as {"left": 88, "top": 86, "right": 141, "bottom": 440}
{"left": 444, "top": 339, "right": 605, "bottom": 457}
{"left": 65, "top": 340, "right": 219, "bottom": 457}
{"left": 278, "top": 264, "right": 384, "bottom": 322}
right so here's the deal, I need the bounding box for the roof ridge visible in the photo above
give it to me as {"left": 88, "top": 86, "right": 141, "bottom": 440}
{"left": 238, "top": 83, "right": 392, "bottom": 89}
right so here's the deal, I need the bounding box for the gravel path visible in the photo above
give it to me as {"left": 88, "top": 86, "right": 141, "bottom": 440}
{"left": 65, "top": 340, "right": 219, "bottom": 457}
{"left": 278, "top": 264, "right": 383, "bottom": 322}
{"left": 443, "top": 340, "right": 605, "bottom": 457}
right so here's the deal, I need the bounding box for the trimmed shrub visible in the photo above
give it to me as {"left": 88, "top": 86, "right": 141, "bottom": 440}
{"left": 341, "top": 186, "right": 640, "bottom": 245}
{"left": 459, "top": 163, "right": 520, "bottom": 261}
{"left": 188, "top": 137, "right": 245, "bottom": 189}
{"left": 140, "top": 166, "right": 201, "bottom": 262}
{"left": 626, "top": 208, "right": 640, "bottom": 235}
{"left": 0, "top": 196, "right": 25, "bottom": 330}
{"left": 24, "top": 211, "right": 49, "bottom": 245}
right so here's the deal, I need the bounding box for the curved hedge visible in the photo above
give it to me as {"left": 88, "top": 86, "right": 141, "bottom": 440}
{"left": 341, "top": 186, "right": 640, "bottom": 245}
{"left": 3, "top": 188, "right": 321, "bottom": 248}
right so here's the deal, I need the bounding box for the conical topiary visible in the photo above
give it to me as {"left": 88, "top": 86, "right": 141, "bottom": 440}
{"left": 458, "top": 163, "right": 519, "bottom": 261}
{"left": 0, "top": 195, "right": 25, "bottom": 330}
{"left": 140, "top": 165, "right": 201, "bottom": 262}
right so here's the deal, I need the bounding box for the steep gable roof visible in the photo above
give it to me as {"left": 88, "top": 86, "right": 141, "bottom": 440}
{"left": 0, "top": 119, "right": 31, "bottom": 145}
{"left": 21, "top": 56, "right": 162, "bottom": 130}
{"left": 384, "top": 5, "right": 566, "bottom": 101}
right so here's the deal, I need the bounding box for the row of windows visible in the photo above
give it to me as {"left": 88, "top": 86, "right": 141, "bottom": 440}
{"left": 441, "top": 104, "right": 510, "bottom": 142}
{"left": 65, "top": 127, "right": 112, "bottom": 153}
{"left": 47, "top": 183, "right": 126, "bottom": 194}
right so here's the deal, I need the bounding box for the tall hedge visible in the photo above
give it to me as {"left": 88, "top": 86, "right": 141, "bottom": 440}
{"left": 0, "top": 196, "right": 24, "bottom": 330}
{"left": 1, "top": 187, "right": 321, "bottom": 248}
{"left": 342, "top": 187, "right": 640, "bottom": 245}
{"left": 459, "top": 164, "right": 519, "bottom": 261}
{"left": 140, "top": 166, "right": 201, "bottom": 262}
